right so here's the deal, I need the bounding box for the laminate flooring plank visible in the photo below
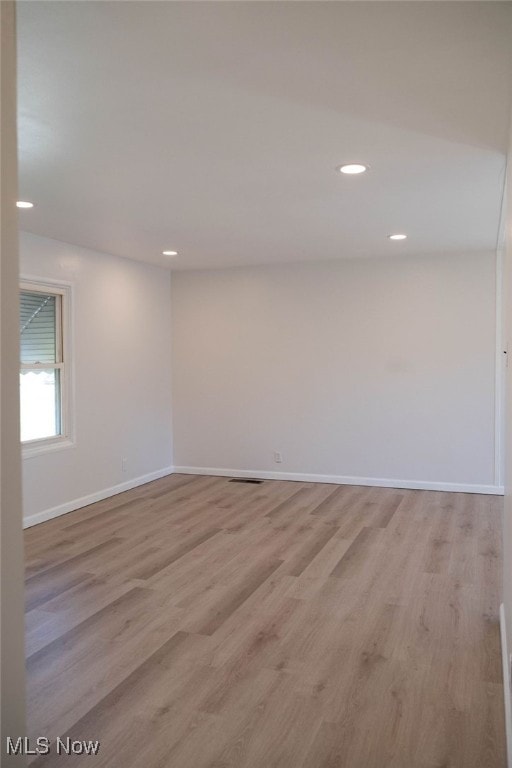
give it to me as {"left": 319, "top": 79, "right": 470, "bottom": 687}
{"left": 329, "top": 526, "right": 384, "bottom": 579}
{"left": 180, "top": 559, "right": 284, "bottom": 636}
{"left": 25, "top": 565, "right": 94, "bottom": 612}
{"left": 29, "top": 631, "right": 215, "bottom": 768}
{"left": 25, "top": 476, "right": 506, "bottom": 768}
{"left": 367, "top": 491, "right": 404, "bottom": 528}
{"left": 25, "top": 576, "right": 137, "bottom": 656}
{"left": 27, "top": 587, "right": 188, "bottom": 738}
{"left": 264, "top": 488, "right": 311, "bottom": 520}
{"left": 120, "top": 527, "right": 223, "bottom": 581}
{"left": 284, "top": 524, "right": 340, "bottom": 577}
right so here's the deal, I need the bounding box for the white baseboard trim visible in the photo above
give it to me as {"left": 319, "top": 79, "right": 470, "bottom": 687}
{"left": 500, "top": 604, "right": 512, "bottom": 768}
{"left": 23, "top": 464, "right": 503, "bottom": 529}
{"left": 23, "top": 466, "right": 174, "bottom": 528}
{"left": 172, "top": 466, "right": 504, "bottom": 495}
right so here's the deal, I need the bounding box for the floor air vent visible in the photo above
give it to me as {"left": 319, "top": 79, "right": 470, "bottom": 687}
{"left": 229, "top": 478, "right": 263, "bottom": 484}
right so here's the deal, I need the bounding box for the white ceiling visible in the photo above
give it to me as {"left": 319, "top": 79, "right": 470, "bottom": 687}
{"left": 17, "top": 1, "right": 512, "bottom": 270}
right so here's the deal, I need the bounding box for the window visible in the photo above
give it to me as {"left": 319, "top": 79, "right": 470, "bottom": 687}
{"left": 20, "top": 280, "right": 72, "bottom": 452}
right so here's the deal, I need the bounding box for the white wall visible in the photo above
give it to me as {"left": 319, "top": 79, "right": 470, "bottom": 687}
{"left": 501, "top": 106, "right": 512, "bottom": 761}
{"left": 172, "top": 252, "right": 498, "bottom": 492}
{"left": 1, "top": 2, "right": 26, "bottom": 760}
{"left": 20, "top": 232, "right": 173, "bottom": 525}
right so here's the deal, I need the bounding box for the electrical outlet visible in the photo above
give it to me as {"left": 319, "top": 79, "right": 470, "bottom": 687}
{"left": 273, "top": 451, "right": 283, "bottom": 464}
{"left": 122, "top": 457, "right": 127, "bottom": 473}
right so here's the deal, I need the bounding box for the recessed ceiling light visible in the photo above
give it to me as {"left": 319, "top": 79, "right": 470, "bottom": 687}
{"left": 337, "top": 164, "right": 368, "bottom": 175}
{"left": 16, "top": 200, "right": 34, "bottom": 208}
{"left": 162, "top": 250, "right": 178, "bottom": 256}
{"left": 388, "top": 234, "right": 407, "bottom": 240}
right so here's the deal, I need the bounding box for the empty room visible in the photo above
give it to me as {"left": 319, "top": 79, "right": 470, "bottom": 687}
{"left": 2, "top": 1, "right": 512, "bottom": 766}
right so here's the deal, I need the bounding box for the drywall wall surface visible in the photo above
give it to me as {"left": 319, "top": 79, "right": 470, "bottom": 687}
{"left": 1, "top": 2, "right": 26, "bottom": 761}
{"left": 501, "top": 106, "right": 512, "bottom": 759}
{"left": 20, "top": 232, "right": 172, "bottom": 522}
{"left": 172, "top": 253, "right": 496, "bottom": 490}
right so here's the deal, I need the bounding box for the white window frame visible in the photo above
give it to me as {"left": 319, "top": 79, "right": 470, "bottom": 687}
{"left": 20, "top": 277, "right": 74, "bottom": 458}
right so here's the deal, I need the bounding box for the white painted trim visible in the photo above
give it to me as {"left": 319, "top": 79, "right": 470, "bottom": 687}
{"left": 23, "top": 466, "right": 174, "bottom": 528}
{"left": 173, "top": 466, "right": 504, "bottom": 495}
{"left": 495, "top": 247, "right": 505, "bottom": 487}
{"left": 20, "top": 275, "right": 75, "bottom": 457}
{"left": 500, "top": 603, "right": 512, "bottom": 768}
{"left": 22, "top": 435, "right": 75, "bottom": 459}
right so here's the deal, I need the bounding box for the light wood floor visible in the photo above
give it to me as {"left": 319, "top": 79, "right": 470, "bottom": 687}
{"left": 25, "top": 474, "right": 505, "bottom": 767}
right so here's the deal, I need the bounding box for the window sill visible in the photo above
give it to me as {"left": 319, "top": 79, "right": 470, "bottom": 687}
{"left": 22, "top": 436, "right": 75, "bottom": 459}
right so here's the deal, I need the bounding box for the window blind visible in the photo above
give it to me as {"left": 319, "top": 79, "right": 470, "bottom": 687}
{"left": 20, "top": 291, "right": 57, "bottom": 364}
